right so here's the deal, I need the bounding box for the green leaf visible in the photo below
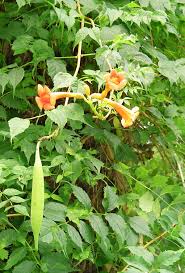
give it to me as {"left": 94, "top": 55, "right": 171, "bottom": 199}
{"left": 105, "top": 213, "right": 126, "bottom": 244}
{"left": 74, "top": 27, "right": 90, "bottom": 48}
{"left": 102, "top": 185, "right": 119, "bottom": 212}
{"left": 3, "top": 188, "right": 23, "bottom": 196}
{"left": 0, "top": 73, "right": 9, "bottom": 94}
{"left": 129, "top": 216, "right": 151, "bottom": 236}
{"left": 4, "top": 247, "right": 27, "bottom": 270}
{"left": 0, "top": 230, "right": 17, "bottom": 248}
{"left": 8, "top": 117, "right": 30, "bottom": 141}
{"left": 128, "top": 246, "right": 154, "bottom": 264}
{"left": 47, "top": 59, "right": 66, "bottom": 79}
{"left": 44, "top": 202, "right": 67, "bottom": 222}
{"left": 10, "top": 196, "right": 26, "bottom": 203}
{"left": 12, "top": 260, "right": 36, "bottom": 273}
{"left": 63, "top": 0, "right": 76, "bottom": 8}
{"left": 30, "top": 40, "right": 54, "bottom": 62}
{"left": 106, "top": 8, "right": 123, "bottom": 25}
{"left": 71, "top": 185, "right": 91, "bottom": 209}
{"left": 46, "top": 106, "right": 67, "bottom": 128}
{"left": 67, "top": 224, "right": 83, "bottom": 250}
{"left": 156, "top": 249, "right": 184, "bottom": 267}
{"left": 8, "top": 67, "right": 24, "bottom": 94}
{"left": 0, "top": 105, "right": 7, "bottom": 120}
{"left": 88, "top": 215, "right": 108, "bottom": 240}
{"left": 124, "top": 256, "right": 150, "bottom": 272}
{"left": 0, "top": 248, "right": 8, "bottom": 260}
{"left": 96, "top": 47, "right": 121, "bottom": 71}
{"left": 12, "top": 35, "right": 34, "bottom": 55}
{"left": 54, "top": 228, "right": 68, "bottom": 256}
{"left": 63, "top": 103, "right": 84, "bottom": 121}
{"left": 53, "top": 72, "right": 74, "bottom": 89}
{"left": 88, "top": 27, "right": 101, "bottom": 44}
{"left": 139, "top": 191, "right": 154, "bottom": 213}
{"left": 14, "top": 205, "right": 29, "bottom": 216}
{"left": 16, "top": 0, "right": 27, "bottom": 8}
{"left": 78, "top": 220, "right": 94, "bottom": 243}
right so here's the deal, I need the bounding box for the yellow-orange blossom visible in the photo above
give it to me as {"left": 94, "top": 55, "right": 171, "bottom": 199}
{"left": 35, "top": 70, "right": 139, "bottom": 128}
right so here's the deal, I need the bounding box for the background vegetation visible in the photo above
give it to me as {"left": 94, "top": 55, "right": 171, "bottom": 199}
{"left": 0, "top": 0, "right": 185, "bottom": 272}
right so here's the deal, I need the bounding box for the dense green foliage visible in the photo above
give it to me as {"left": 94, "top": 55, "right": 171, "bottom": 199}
{"left": 0, "top": 0, "right": 185, "bottom": 272}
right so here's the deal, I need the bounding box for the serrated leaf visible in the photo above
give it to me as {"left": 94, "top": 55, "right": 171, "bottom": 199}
{"left": 129, "top": 216, "right": 151, "bottom": 236}
{"left": 139, "top": 191, "right": 154, "bottom": 213}
{"left": 106, "top": 8, "right": 123, "bottom": 25}
{"left": 67, "top": 224, "right": 83, "bottom": 250}
{"left": 63, "top": 103, "right": 84, "bottom": 121}
{"left": 0, "top": 200, "right": 9, "bottom": 209}
{"left": 74, "top": 27, "right": 90, "bottom": 48}
{"left": 105, "top": 213, "right": 126, "bottom": 244}
{"left": 12, "top": 35, "right": 34, "bottom": 55}
{"left": 124, "top": 256, "right": 150, "bottom": 272}
{"left": 47, "top": 59, "right": 66, "bottom": 79}
{"left": 103, "top": 185, "right": 119, "bottom": 212}
{"left": 63, "top": 0, "right": 76, "bottom": 8}
{"left": 128, "top": 246, "right": 154, "bottom": 264}
{"left": 8, "top": 117, "right": 30, "bottom": 141}
{"left": 14, "top": 205, "right": 29, "bottom": 216}
{"left": 88, "top": 215, "right": 108, "bottom": 239}
{"left": 71, "top": 185, "right": 91, "bottom": 209}
{"left": 46, "top": 106, "right": 67, "bottom": 128}
{"left": 88, "top": 27, "right": 101, "bottom": 44}
{"left": 30, "top": 39, "right": 54, "bottom": 63}
{"left": 4, "top": 247, "right": 27, "bottom": 270}
{"left": 12, "top": 260, "right": 36, "bottom": 273}
{"left": 156, "top": 249, "right": 184, "bottom": 267}
{"left": 0, "top": 248, "right": 8, "bottom": 260}
{"left": 10, "top": 196, "right": 26, "bottom": 203}
{"left": 44, "top": 202, "right": 67, "bottom": 221}
{"left": 78, "top": 220, "right": 94, "bottom": 243}
{"left": 0, "top": 229, "right": 17, "bottom": 248}
{"left": 53, "top": 72, "right": 74, "bottom": 89}
{"left": 3, "top": 188, "right": 23, "bottom": 196}
{"left": 8, "top": 67, "right": 24, "bottom": 94}
{"left": 16, "top": 0, "right": 27, "bottom": 8}
{"left": 0, "top": 73, "right": 9, "bottom": 94}
{"left": 54, "top": 228, "right": 68, "bottom": 256}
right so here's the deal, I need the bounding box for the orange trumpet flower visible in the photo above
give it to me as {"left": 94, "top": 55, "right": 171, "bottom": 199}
{"left": 35, "top": 84, "right": 84, "bottom": 111}
{"left": 101, "top": 69, "right": 127, "bottom": 99}
{"left": 90, "top": 93, "right": 139, "bottom": 128}
{"left": 104, "top": 98, "right": 139, "bottom": 128}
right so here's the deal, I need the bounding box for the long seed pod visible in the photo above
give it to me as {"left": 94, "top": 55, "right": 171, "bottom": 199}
{"left": 31, "top": 141, "right": 44, "bottom": 251}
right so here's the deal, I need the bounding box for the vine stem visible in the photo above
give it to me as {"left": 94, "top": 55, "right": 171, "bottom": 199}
{"left": 38, "top": 127, "right": 59, "bottom": 143}
{"left": 54, "top": 53, "right": 95, "bottom": 59}
{"left": 65, "top": 0, "right": 84, "bottom": 105}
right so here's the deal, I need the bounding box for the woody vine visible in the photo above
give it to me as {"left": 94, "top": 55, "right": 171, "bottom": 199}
{"left": 31, "top": 68, "right": 139, "bottom": 250}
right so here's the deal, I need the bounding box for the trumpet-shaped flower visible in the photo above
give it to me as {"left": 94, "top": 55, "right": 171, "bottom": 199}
{"left": 35, "top": 84, "right": 85, "bottom": 111}
{"left": 35, "top": 85, "right": 56, "bottom": 110}
{"left": 104, "top": 98, "right": 139, "bottom": 128}
{"left": 105, "top": 69, "right": 127, "bottom": 91}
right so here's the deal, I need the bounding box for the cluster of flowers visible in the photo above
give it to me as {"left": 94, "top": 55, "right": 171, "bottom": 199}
{"left": 35, "top": 70, "right": 139, "bottom": 128}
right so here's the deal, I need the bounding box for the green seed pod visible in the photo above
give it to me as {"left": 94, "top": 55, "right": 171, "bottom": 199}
{"left": 31, "top": 141, "right": 44, "bottom": 251}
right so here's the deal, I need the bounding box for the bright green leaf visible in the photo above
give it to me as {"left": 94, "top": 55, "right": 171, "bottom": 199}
{"left": 8, "top": 117, "right": 30, "bottom": 141}
{"left": 71, "top": 185, "right": 91, "bottom": 209}
{"left": 139, "top": 191, "right": 154, "bottom": 213}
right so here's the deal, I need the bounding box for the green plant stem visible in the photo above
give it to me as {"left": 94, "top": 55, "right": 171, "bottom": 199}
{"left": 54, "top": 53, "right": 95, "bottom": 59}
{"left": 65, "top": 0, "right": 84, "bottom": 106}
